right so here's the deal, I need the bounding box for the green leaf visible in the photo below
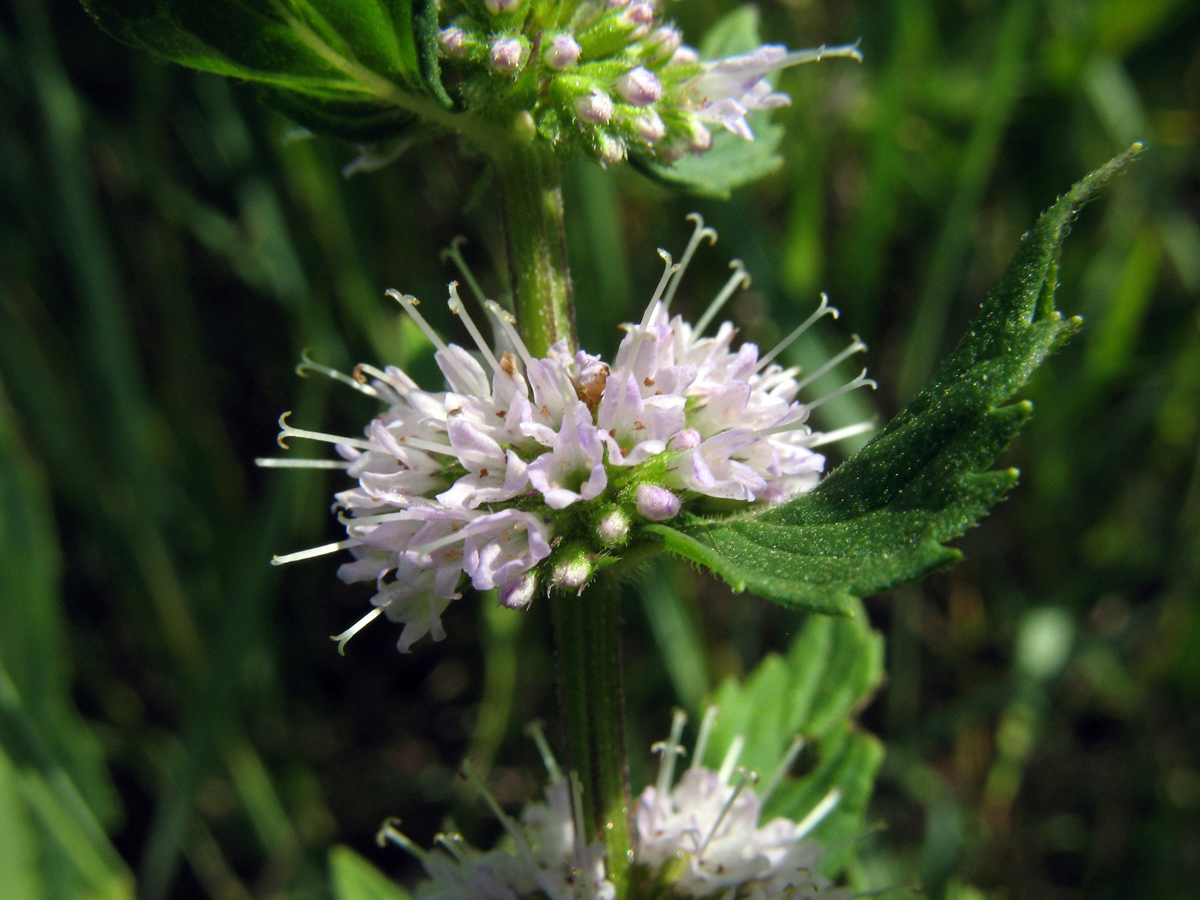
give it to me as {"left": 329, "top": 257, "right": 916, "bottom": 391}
{"left": 633, "top": 7, "right": 784, "bottom": 198}
{"left": 329, "top": 846, "right": 414, "bottom": 900}
{"left": 649, "top": 146, "right": 1142, "bottom": 614}
{"left": 80, "top": 0, "right": 452, "bottom": 140}
{"left": 701, "top": 601, "right": 884, "bottom": 874}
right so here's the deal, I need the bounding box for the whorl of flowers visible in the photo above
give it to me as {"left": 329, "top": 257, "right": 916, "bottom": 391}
{"left": 263, "top": 216, "right": 874, "bottom": 652}
{"left": 434, "top": 0, "right": 860, "bottom": 165}
{"left": 378, "top": 712, "right": 850, "bottom": 900}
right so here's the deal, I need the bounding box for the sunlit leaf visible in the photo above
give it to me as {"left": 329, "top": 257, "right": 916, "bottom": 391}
{"left": 649, "top": 147, "right": 1142, "bottom": 613}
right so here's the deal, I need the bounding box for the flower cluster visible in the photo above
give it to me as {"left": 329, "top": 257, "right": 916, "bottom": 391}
{"left": 435, "top": 0, "right": 860, "bottom": 165}
{"left": 382, "top": 712, "right": 849, "bottom": 900}
{"left": 263, "top": 217, "right": 873, "bottom": 652}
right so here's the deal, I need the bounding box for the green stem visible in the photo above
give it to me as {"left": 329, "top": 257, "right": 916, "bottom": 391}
{"left": 551, "top": 582, "right": 633, "bottom": 898}
{"left": 495, "top": 140, "right": 576, "bottom": 357}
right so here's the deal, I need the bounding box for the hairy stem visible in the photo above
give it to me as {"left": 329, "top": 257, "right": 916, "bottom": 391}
{"left": 495, "top": 139, "right": 577, "bottom": 357}
{"left": 551, "top": 582, "right": 633, "bottom": 898}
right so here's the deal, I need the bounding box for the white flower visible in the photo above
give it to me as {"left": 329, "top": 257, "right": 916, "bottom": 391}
{"left": 262, "top": 217, "right": 875, "bottom": 652}
{"left": 377, "top": 713, "right": 853, "bottom": 900}
{"left": 635, "top": 709, "right": 853, "bottom": 900}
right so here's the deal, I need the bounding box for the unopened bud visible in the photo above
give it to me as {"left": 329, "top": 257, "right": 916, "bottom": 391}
{"left": 544, "top": 34, "right": 581, "bottom": 69}
{"left": 597, "top": 134, "right": 627, "bottom": 167}
{"left": 439, "top": 27, "right": 468, "bottom": 57}
{"left": 499, "top": 573, "right": 538, "bottom": 609}
{"left": 636, "top": 484, "right": 681, "bottom": 521}
{"left": 553, "top": 550, "right": 592, "bottom": 591}
{"left": 490, "top": 36, "right": 525, "bottom": 73}
{"left": 647, "top": 25, "right": 681, "bottom": 57}
{"left": 668, "top": 428, "right": 701, "bottom": 451}
{"left": 614, "top": 66, "right": 662, "bottom": 106}
{"left": 686, "top": 120, "right": 713, "bottom": 153}
{"left": 575, "top": 89, "right": 614, "bottom": 124}
{"left": 622, "top": 0, "right": 655, "bottom": 26}
{"left": 485, "top": 0, "right": 523, "bottom": 13}
{"left": 597, "top": 507, "right": 631, "bottom": 545}
{"left": 668, "top": 45, "right": 700, "bottom": 67}
{"left": 634, "top": 110, "right": 666, "bottom": 144}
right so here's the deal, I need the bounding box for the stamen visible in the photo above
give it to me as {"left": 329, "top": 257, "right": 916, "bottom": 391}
{"left": 525, "top": 721, "right": 563, "bottom": 783}
{"left": 271, "top": 538, "right": 362, "bottom": 566}
{"left": 755, "top": 293, "right": 840, "bottom": 373}
{"left": 759, "top": 734, "right": 805, "bottom": 806}
{"left": 637, "top": 248, "right": 678, "bottom": 331}
{"left": 377, "top": 818, "right": 428, "bottom": 861}
{"left": 806, "top": 420, "right": 876, "bottom": 449}
{"left": 386, "top": 289, "right": 451, "bottom": 356}
{"left": 781, "top": 41, "right": 864, "bottom": 67}
{"left": 353, "top": 363, "right": 410, "bottom": 396}
{"left": 276, "top": 412, "right": 374, "bottom": 451}
{"left": 440, "top": 236, "right": 490, "bottom": 310}
{"left": 792, "top": 335, "right": 868, "bottom": 391}
{"left": 399, "top": 436, "right": 457, "bottom": 457}
{"left": 692, "top": 260, "right": 751, "bottom": 336}
{"left": 718, "top": 735, "right": 745, "bottom": 784}
{"left": 296, "top": 349, "right": 380, "bottom": 397}
{"left": 461, "top": 761, "right": 541, "bottom": 873}
{"left": 407, "top": 520, "right": 488, "bottom": 559}
{"left": 802, "top": 368, "right": 877, "bottom": 413}
{"left": 254, "top": 457, "right": 351, "bottom": 469}
{"left": 447, "top": 282, "right": 502, "bottom": 374}
{"left": 331, "top": 606, "right": 383, "bottom": 655}
{"left": 690, "top": 706, "right": 720, "bottom": 771}
{"left": 698, "top": 768, "right": 759, "bottom": 857}
{"left": 652, "top": 709, "right": 689, "bottom": 797}
{"left": 435, "top": 833, "right": 469, "bottom": 863}
{"left": 338, "top": 509, "right": 415, "bottom": 528}
{"left": 485, "top": 300, "right": 536, "bottom": 369}
{"left": 662, "top": 212, "right": 717, "bottom": 310}
{"left": 794, "top": 787, "right": 841, "bottom": 840}
{"left": 755, "top": 365, "right": 802, "bottom": 393}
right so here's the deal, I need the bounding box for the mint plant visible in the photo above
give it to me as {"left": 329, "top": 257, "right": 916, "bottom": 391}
{"left": 78, "top": 1, "right": 1140, "bottom": 897}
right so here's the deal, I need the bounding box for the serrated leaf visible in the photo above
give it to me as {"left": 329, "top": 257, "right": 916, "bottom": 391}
{"left": 330, "top": 846, "right": 413, "bottom": 900}
{"left": 701, "top": 601, "right": 884, "bottom": 875}
{"left": 648, "top": 146, "right": 1142, "bottom": 613}
{"left": 80, "top": 0, "right": 452, "bottom": 140}
{"left": 633, "top": 7, "right": 784, "bottom": 198}
{"left": 703, "top": 600, "right": 882, "bottom": 776}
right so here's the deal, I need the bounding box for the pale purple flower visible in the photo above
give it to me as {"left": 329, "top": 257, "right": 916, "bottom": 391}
{"left": 614, "top": 65, "right": 663, "bottom": 106}
{"left": 636, "top": 484, "right": 681, "bottom": 521}
{"left": 490, "top": 36, "right": 525, "bottom": 73}
{"left": 527, "top": 403, "right": 608, "bottom": 509}
{"left": 575, "top": 89, "right": 614, "bottom": 124}
{"left": 686, "top": 42, "right": 861, "bottom": 140}
{"left": 265, "top": 218, "right": 873, "bottom": 651}
{"left": 544, "top": 33, "right": 581, "bottom": 70}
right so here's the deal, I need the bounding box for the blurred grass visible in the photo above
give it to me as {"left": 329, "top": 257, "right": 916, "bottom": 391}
{"left": 1, "top": 0, "right": 1198, "bottom": 897}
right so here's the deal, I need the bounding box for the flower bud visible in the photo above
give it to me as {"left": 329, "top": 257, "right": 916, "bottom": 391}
{"left": 668, "top": 44, "right": 700, "bottom": 67}
{"left": 499, "top": 573, "right": 538, "bottom": 609}
{"left": 490, "top": 36, "right": 525, "bottom": 73}
{"left": 614, "top": 66, "right": 662, "bottom": 106}
{"left": 668, "top": 428, "right": 701, "bottom": 451}
{"left": 484, "top": 0, "right": 523, "bottom": 13}
{"left": 553, "top": 548, "right": 592, "bottom": 591}
{"left": 596, "top": 507, "right": 630, "bottom": 545}
{"left": 596, "top": 134, "right": 627, "bottom": 167}
{"left": 636, "top": 484, "right": 681, "bottom": 521}
{"left": 544, "top": 34, "right": 581, "bottom": 70}
{"left": 575, "top": 89, "right": 614, "bottom": 124}
{"left": 622, "top": 0, "right": 655, "bottom": 26}
{"left": 686, "top": 120, "right": 713, "bottom": 153}
{"left": 439, "top": 27, "right": 469, "bottom": 57}
{"left": 634, "top": 110, "right": 666, "bottom": 144}
{"left": 647, "top": 25, "right": 681, "bottom": 57}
